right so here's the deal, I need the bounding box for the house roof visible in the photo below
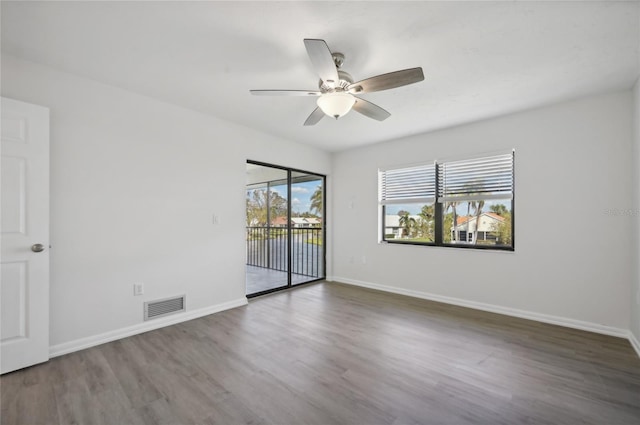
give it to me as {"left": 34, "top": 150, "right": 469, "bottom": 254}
{"left": 271, "top": 216, "right": 288, "bottom": 226}
{"left": 486, "top": 212, "right": 505, "bottom": 221}
{"left": 271, "top": 216, "right": 322, "bottom": 226}
{"left": 456, "top": 212, "right": 505, "bottom": 226}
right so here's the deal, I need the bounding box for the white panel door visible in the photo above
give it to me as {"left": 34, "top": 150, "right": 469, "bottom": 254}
{"left": 1, "top": 97, "right": 50, "bottom": 374}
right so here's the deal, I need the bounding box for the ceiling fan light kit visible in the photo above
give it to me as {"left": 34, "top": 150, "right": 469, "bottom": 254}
{"left": 250, "top": 38, "right": 425, "bottom": 126}
{"left": 317, "top": 91, "right": 356, "bottom": 119}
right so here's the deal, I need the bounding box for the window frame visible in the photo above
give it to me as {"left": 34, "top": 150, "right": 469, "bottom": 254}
{"left": 379, "top": 150, "right": 515, "bottom": 252}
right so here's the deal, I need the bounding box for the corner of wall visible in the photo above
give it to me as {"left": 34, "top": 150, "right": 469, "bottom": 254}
{"left": 631, "top": 75, "right": 640, "bottom": 348}
{"left": 630, "top": 329, "right": 640, "bottom": 358}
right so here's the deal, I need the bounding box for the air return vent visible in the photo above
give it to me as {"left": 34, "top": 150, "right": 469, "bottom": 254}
{"left": 144, "top": 295, "right": 185, "bottom": 321}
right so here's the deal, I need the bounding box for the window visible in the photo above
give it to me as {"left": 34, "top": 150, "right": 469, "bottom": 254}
{"left": 379, "top": 164, "right": 436, "bottom": 244}
{"left": 379, "top": 150, "right": 514, "bottom": 250}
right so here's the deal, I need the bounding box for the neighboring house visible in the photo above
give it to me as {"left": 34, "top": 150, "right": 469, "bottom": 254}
{"left": 304, "top": 217, "right": 322, "bottom": 227}
{"left": 271, "top": 216, "right": 322, "bottom": 228}
{"left": 452, "top": 212, "right": 504, "bottom": 243}
{"left": 384, "top": 215, "right": 421, "bottom": 238}
{"left": 291, "top": 217, "right": 310, "bottom": 228}
{"left": 271, "top": 216, "right": 289, "bottom": 227}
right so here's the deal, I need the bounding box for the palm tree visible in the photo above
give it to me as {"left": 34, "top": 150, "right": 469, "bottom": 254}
{"left": 464, "top": 200, "right": 473, "bottom": 242}
{"left": 398, "top": 212, "right": 416, "bottom": 238}
{"left": 472, "top": 200, "right": 485, "bottom": 244}
{"left": 418, "top": 204, "right": 435, "bottom": 241}
{"left": 310, "top": 185, "right": 322, "bottom": 216}
{"left": 445, "top": 201, "right": 459, "bottom": 241}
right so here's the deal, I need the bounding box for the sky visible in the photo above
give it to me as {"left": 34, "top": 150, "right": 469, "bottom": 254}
{"left": 266, "top": 179, "right": 323, "bottom": 216}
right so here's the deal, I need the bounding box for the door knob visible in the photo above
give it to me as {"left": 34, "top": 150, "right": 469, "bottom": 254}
{"left": 31, "top": 244, "right": 45, "bottom": 253}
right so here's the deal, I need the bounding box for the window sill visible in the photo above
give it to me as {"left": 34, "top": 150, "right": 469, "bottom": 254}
{"left": 380, "top": 240, "right": 515, "bottom": 252}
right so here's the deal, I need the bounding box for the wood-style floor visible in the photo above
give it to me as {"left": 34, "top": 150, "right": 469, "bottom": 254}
{"left": 2, "top": 282, "right": 640, "bottom": 425}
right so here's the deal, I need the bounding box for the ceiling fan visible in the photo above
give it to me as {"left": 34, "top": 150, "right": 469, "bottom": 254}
{"left": 250, "top": 39, "right": 425, "bottom": 126}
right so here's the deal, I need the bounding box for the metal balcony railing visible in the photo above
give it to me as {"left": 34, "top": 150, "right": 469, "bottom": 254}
{"left": 246, "top": 227, "right": 323, "bottom": 278}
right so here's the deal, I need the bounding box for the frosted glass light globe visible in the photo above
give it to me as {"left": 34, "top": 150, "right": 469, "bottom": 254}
{"left": 317, "top": 92, "right": 356, "bottom": 119}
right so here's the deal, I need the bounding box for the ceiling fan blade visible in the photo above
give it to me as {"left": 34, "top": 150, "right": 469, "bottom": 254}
{"left": 303, "top": 107, "right": 325, "bottom": 126}
{"left": 352, "top": 97, "right": 391, "bottom": 121}
{"left": 250, "top": 90, "right": 321, "bottom": 96}
{"left": 304, "top": 39, "right": 339, "bottom": 88}
{"left": 348, "top": 67, "right": 424, "bottom": 94}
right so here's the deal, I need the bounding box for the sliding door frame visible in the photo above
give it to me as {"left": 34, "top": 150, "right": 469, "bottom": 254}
{"left": 246, "top": 160, "right": 326, "bottom": 298}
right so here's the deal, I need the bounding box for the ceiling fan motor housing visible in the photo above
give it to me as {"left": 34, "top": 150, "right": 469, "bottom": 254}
{"left": 319, "top": 69, "right": 353, "bottom": 92}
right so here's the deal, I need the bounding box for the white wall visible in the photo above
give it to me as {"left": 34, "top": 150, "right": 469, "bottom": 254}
{"left": 332, "top": 91, "right": 633, "bottom": 332}
{"left": 632, "top": 77, "right": 640, "bottom": 347}
{"left": 1, "top": 55, "right": 331, "bottom": 349}
{"left": 2, "top": 52, "right": 635, "bottom": 352}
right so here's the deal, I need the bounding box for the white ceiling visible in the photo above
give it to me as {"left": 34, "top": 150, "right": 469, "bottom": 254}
{"left": 2, "top": 1, "right": 639, "bottom": 152}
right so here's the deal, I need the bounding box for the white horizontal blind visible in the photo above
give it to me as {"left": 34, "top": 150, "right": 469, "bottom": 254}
{"left": 438, "top": 151, "right": 514, "bottom": 202}
{"left": 379, "top": 163, "right": 436, "bottom": 205}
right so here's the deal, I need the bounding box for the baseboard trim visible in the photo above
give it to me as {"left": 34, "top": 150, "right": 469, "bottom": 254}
{"left": 332, "top": 277, "right": 630, "bottom": 339}
{"left": 49, "top": 297, "right": 248, "bottom": 358}
{"left": 629, "top": 331, "right": 640, "bottom": 358}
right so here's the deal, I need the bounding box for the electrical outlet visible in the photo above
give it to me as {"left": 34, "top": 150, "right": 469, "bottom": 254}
{"left": 362, "top": 255, "right": 367, "bottom": 264}
{"left": 212, "top": 214, "right": 220, "bottom": 225}
{"left": 133, "top": 283, "right": 144, "bottom": 296}
{"left": 349, "top": 256, "right": 354, "bottom": 264}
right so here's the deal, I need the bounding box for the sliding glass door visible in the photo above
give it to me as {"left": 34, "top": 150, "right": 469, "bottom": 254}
{"left": 245, "top": 161, "right": 325, "bottom": 297}
{"left": 290, "top": 171, "right": 324, "bottom": 282}
{"left": 245, "top": 164, "right": 289, "bottom": 294}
